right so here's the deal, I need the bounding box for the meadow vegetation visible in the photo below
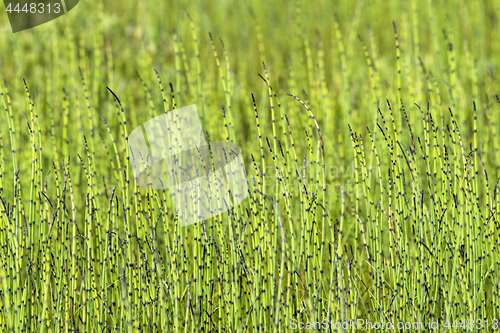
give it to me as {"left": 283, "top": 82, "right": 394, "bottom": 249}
{"left": 0, "top": 0, "right": 499, "bottom": 331}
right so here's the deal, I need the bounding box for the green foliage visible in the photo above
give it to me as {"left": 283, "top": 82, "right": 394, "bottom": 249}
{"left": 0, "top": 0, "right": 499, "bottom": 331}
